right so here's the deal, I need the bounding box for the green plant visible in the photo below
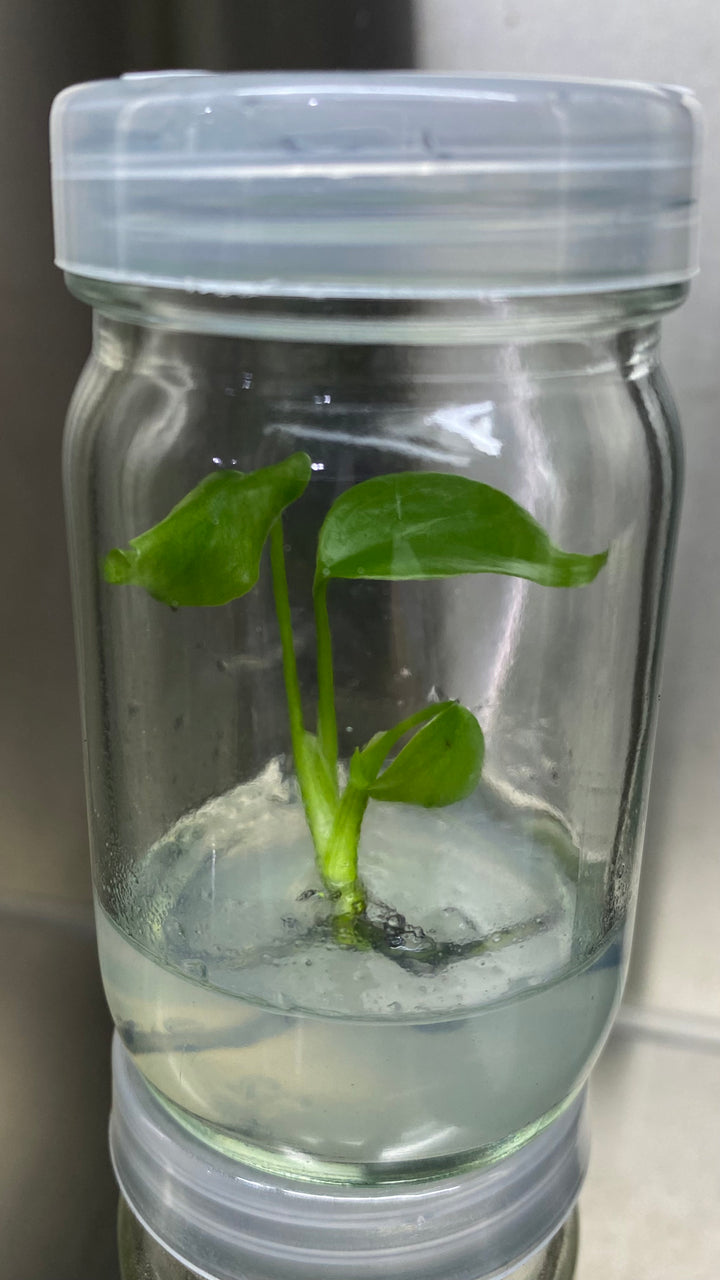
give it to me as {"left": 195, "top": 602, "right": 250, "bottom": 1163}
{"left": 105, "top": 453, "right": 607, "bottom": 944}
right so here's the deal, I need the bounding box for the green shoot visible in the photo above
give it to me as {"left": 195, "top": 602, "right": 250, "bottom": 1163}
{"left": 104, "top": 454, "right": 607, "bottom": 944}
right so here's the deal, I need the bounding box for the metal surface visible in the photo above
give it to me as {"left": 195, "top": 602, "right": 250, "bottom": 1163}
{"left": 0, "top": 1, "right": 126, "bottom": 903}
{"left": 121, "top": 0, "right": 415, "bottom": 72}
{"left": 0, "top": 906, "right": 118, "bottom": 1280}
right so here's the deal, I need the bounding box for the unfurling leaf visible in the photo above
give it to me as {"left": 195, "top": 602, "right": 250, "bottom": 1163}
{"left": 351, "top": 701, "right": 484, "bottom": 808}
{"left": 316, "top": 471, "right": 607, "bottom": 588}
{"left": 104, "top": 452, "right": 312, "bottom": 608}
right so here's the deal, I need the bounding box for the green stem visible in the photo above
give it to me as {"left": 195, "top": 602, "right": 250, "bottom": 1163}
{"left": 271, "top": 527, "right": 363, "bottom": 926}
{"left": 313, "top": 577, "right": 338, "bottom": 775}
{"left": 323, "top": 780, "right": 368, "bottom": 919}
{"left": 270, "top": 521, "right": 338, "bottom": 866}
{"left": 270, "top": 519, "right": 305, "bottom": 759}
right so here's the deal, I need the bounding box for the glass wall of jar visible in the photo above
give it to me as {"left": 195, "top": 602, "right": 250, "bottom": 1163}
{"left": 63, "top": 282, "right": 682, "bottom": 1179}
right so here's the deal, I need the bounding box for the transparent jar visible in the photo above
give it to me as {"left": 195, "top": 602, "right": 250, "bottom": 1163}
{"left": 52, "top": 74, "right": 700, "bottom": 1183}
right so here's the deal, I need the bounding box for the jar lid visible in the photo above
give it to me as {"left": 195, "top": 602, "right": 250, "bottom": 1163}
{"left": 109, "top": 1035, "right": 588, "bottom": 1280}
{"left": 51, "top": 72, "right": 701, "bottom": 299}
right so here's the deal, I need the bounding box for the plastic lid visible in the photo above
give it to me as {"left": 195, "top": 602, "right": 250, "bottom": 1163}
{"left": 50, "top": 73, "right": 701, "bottom": 300}
{"left": 110, "top": 1035, "right": 588, "bottom": 1280}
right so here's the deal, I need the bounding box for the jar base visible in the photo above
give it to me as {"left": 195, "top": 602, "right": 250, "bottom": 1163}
{"left": 143, "top": 1072, "right": 585, "bottom": 1187}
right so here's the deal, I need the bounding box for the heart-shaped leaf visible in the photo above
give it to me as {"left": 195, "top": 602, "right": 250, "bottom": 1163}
{"left": 316, "top": 471, "right": 607, "bottom": 588}
{"left": 352, "top": 701, "right": 484, "bottom": 808}
{"left": 104, "top": 452, "right": 311, "bottom": 607}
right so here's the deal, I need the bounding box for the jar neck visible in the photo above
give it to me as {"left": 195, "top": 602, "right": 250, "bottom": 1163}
{"left": 86, "top": 295, "right": 666, "bottom": 396}
{"left": 66, "top": 272, "right": 687, "bottom": 347}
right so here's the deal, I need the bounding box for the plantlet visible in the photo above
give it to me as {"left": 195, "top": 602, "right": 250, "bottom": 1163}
{"left": 105, "top": 453, "right": 607, "bottom": 949}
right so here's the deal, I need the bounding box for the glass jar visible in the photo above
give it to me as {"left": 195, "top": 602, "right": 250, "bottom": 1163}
{"left": 51, "top": 74, "right": 700, "bottom": 1183}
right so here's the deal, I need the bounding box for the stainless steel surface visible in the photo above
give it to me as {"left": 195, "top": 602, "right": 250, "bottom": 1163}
{"left": 416, "top": 0, "right": 720, "bottom": 1024}
{"left": 0, "top": 1, "right": 123, "bottom": 903}
{"left": 121, "top": 0, "right": 415, "bottom": 72}
{"left": 0, "top": 905, "right": 118, "bottom": 1280}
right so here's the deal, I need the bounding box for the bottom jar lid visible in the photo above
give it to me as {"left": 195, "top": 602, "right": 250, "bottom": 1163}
{"left": 118, "top": 1195, "right": 580, "bottom": 1280}
{"left": 110, "top": 1034, "right": 588, "bottom": 1280}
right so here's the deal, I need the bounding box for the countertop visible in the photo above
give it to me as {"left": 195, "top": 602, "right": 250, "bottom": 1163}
{"left": 2, "top": 903, "right": 718, "bottom": 1280}
{"left": 579, "top": 1006, "right": 720, "bottom": 1279}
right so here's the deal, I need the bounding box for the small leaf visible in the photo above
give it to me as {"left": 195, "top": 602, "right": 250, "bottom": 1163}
{"left": 353, "top": 702, "right": 484, "bottom": 808}
{"left": 350, "top": 703, "right": 450, "bottom": 789}
{"left": 316, "top": 472, "right": 607, "bottom": 588}
{"left": 104, "top": 453, "right": 311, "bottom": 607}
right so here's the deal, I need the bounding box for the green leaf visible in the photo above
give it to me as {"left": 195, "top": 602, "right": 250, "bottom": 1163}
{"left": 104, "top": 453, "right": 312, "bottom": 607}
{"left": 352, "top": 701, "right": 484, "bottom": 808}
{"left": 316, "top": 472, "right": 607, "bottom": 588}
{"left": 351, "top": 703, "right": 449, "bottom": 788}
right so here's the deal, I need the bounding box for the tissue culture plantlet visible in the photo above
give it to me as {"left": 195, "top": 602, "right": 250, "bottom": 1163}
{"left": 105, "top": 452, "right": 607, "bottom": 961}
